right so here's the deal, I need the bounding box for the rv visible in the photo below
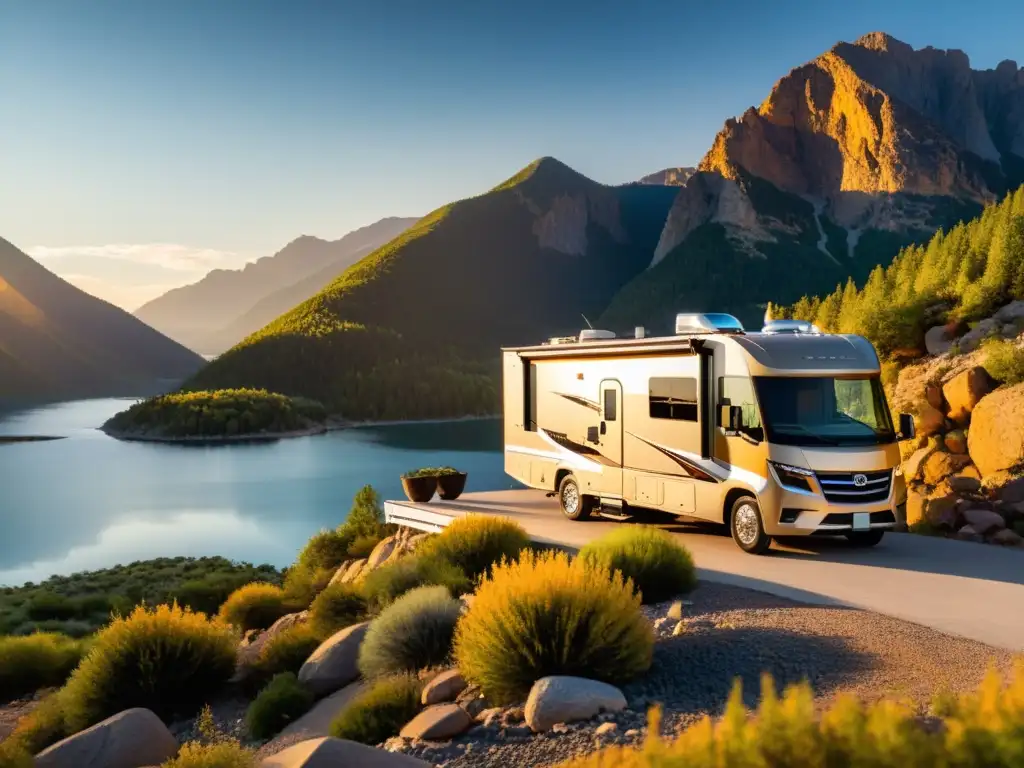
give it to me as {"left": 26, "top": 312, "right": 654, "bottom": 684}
{"left": 501, "top": 313, "right": 914, "bottom": 554}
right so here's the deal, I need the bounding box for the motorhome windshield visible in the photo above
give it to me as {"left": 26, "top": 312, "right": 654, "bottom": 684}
{"left": 753, "top": 376, "right": 896, "bottom": 447}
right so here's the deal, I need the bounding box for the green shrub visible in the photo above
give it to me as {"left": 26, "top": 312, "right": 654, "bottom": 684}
{"left": 343, "top": 485, "right": 389, "bottom": 540}
{"left": 329, "top": 673, "right": 421, "bottom": 745}
{"left": 347, "top": 534, "right": 382, "bottom": 559}
{"left": 174, "top": 572, "right": 265, "bottom": 616}
{"left": 255, "top": 625, "right": 321, "bottom": 678}
{"left": 0, "top": 632, "right": 85, "bottom": 699}
{"left": 217, "top": 583, "right": 293, "bottom": 632}
{"left": 245, "top": 672, "right": 314, "bottom": 740}
{"left": 281, "top": 564, "right": 335, "bottom": 607}
{"left": 0, "top": 741, "right": 33, "bottom": 768}
{"left": 553, "top": 664, "right": 1024, "bottom": 768}
{"left": 983, "top": 337, "right": 1024, "bottom": 385}
{"left": 578, "top": 526, "right": 697, "bottom": 604}
{"left": 295, "top": 530, "right": 353, "bottom": 575}
{"left": 403, "top": 466, "right": 460, "bottom": 478}
{"left": 455, "top": 549, "right": 653, "bottom": 704}
{"left": 25, "top": 592, "right": 78, "bottom": 621}
{"left": 161, "top": 740, "right": 255, "bottom": 768}
{"left": 360, "top": 554, "right": 470, "bottom": 613}
{"left": 308, "top": 584, "right": 368, "bottom": 639}
{"left": 60, "top": 604, "right": 237, "bottom": 731}
{"left": 358, "top": 586, "right": 460, "bottom": 679}
{"left": 416, "top": 515, "right": 529, "bottom": 582}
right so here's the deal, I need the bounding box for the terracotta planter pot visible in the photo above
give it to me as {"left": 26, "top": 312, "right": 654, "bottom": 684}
{"left": 401, "top": 475, "right": 436, "bottom": 503}
{"left": 437, "top": 472, "right": 468, "bottom": 500}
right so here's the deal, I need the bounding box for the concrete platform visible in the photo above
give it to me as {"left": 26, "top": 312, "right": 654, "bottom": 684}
{"left": 385, "top": 489, "right": 1024, "bottom": 652}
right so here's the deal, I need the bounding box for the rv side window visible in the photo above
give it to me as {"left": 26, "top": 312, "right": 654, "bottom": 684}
{"left": 603, "top": 388, "right": 617, "bottom": 421}
{"left": 649, "top": 377, "right": 697, "bottom": 421}
{"left": 524, "top": 362, "right": 537, "bottom": 431}
{"left": 718, "top": 376, "right": 764, "bottom": 441}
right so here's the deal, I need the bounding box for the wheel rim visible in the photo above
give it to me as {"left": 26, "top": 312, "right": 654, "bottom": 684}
{"left": 562, "top": 483, "right": 579, "bottom": 515}
{"left": 734, "top": 503, "right": 760, "bottom": 546}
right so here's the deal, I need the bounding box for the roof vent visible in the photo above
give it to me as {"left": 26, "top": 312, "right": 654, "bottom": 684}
{"left": 761, "top": 319, "right": 821, "bottom": 335}
{"left": 579, "top": 329, "right": 616, "bottom": 342}
{"left": 546, "top": 335, "right": 577, "bottom": 345}
{"left": 675, "top": 313, "right": 745, "bottom": 335}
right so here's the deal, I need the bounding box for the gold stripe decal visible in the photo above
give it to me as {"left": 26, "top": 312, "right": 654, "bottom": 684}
{"left": 627, "top": 432, "right": 722, "bottom": 483}
{"left": 553, "top": 392, "right": 601, "bottom": 412}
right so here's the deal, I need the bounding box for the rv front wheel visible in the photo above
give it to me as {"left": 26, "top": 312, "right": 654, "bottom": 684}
{"left": 730, "top": 496, "right": 771, "bottom": 554}
{"left": 558, "top": 474, "right": 593, "bottom": 521}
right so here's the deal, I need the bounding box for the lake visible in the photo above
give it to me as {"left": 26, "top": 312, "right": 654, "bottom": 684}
{"left": 0, "top": 399, "right": 512, "bottom": 586}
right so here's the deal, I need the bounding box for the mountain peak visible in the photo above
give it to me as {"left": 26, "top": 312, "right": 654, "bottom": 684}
{"left": 492, "top": 156, "right": 596, "bottom": 195}
{"left": 851, "top": 31, "right": 909, "bottom": 54}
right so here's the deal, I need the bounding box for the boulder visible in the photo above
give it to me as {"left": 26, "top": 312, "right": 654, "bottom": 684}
{"left": 595, "top": 722, "right": 619, "bottom": 738}
{"left": 366, "top": 536, "right": 398, "bottom": 571}
{"left": 298, "top": 622, "right": 370, "bottom": 696}
{"left": 421, "top": 670, "right": 467, "bottom": 706}
{"left": 943, "top": 367, "right": 996, "bottom": 425}
{"left": 990, "top": 528, "right": 1024, "bottom": 547}
{"left": 34, "top": 708, "right": 177, "bottom": 768}
{"left": 406, "top": 533, "right": 430, "bottom": 552}
{"left": 915, "top": 403, "right": 946, "bottom": 437}
{"left": 400, "top": 703, "right": 473, "bottom": 740}
{"left": 960, "top": 318, "right": 1002, "bottom": 353}
{"left": 924, "top": 493, "right": 959, "bottom": 529}
{"left": 944, "top": 430, "right": 967, "bottom": 455}
{"left": 903, "top": 445, "right": 937, "bottom": 483}
{"left": 994, "top": 300, "right": 1024, "bottom": 324}
{"left": 666, "top": 600, "right": 685, "bottom": 621}
{"left": 524, "top": 676, "right": 627, "bottom": 733}
{"left": 259, "top": 737, "right": 430, "bottom": 767}
{"left": 339, "top": 559, "right": 368, "bottom": 584}
{"left": 956, "top": 524, "right": 983, "bottom": 542}
{"left": 948, "top": 466, "right": 982, "bottom": 494}
{"left": 922, "top": 451, "right": 957, "bottom": 486}
{"left": 967, "top": 382, "right": 1024, "bottom": 477}
{"left": 961, "top": 508, "right": 1006, "bottom": 535}
{"left": 924, "top": 326, "right": 953, "bottom": 356}
{"left": 997, "top": 476, "right": 1024, "bottom": 504}
{"left": 277, "top": 682, "right": 367, "bottom": 741}
{"left": 455, "top": 684, "right": 490, "bottom": 719}
{"left": 904, "top": 488, "right": 927, "bottom": 528}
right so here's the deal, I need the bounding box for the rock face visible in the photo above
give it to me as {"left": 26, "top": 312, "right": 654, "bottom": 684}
{"left": 968, "top": 382, "right": 1024, "bottom": 477}
{"left": 259, "top": 737, "right": 430, "bottom": 767}
{"left": 298, "top": 622, "right": 370, "bottom": 696}
{"left": 524, "top": 676, "right": 627, "bottom": 733}
{"left": 34, "top": 708, "right": 178, "bottom": 768}
{"left": 366, "top": 536, "right": 398, "bottom": 570}
{"left": 399, "top": 703, "right": 473, "bottom": 740}
{"left": 699, "top": 33, "right": 1023, "bottom": 225}
{"left": 238, "top": 611, "right": 309, "bottom": 670}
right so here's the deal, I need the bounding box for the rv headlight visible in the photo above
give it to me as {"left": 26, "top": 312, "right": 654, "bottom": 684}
{"left": 768, "top": 461, "right": 815, "bottom": 494}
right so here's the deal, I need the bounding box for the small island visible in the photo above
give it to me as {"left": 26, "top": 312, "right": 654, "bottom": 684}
{"left": 102, "top": 388, "right": 331, "bottom": 443}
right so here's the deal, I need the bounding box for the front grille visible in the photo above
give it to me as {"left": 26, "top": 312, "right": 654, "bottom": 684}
{"left": 820, "top": 510, "right": 896, "bottom": 527}
{"left": 816, "top": 469, "right": 892, "bottom": 504}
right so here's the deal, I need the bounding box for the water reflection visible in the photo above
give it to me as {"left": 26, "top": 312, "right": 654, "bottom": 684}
{"left": 0, "top": 399, "right": 512, "bottom": 586}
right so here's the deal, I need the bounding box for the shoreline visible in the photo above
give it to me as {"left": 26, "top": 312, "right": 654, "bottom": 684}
{"left": 99, "top": 413, "right": 500, "bottom": 445}
{"left": 0, "top": 435, "right": 67, "bottom": 444}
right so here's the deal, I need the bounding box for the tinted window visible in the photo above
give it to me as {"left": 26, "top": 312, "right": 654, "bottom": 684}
{"left": 649, "top": 377, "right": 697, "bottom": 421}
{"left": 603, "top": 388, "right": 617, "bottom": 421}
{"left": 718, "top": 376, "right": 764, "bottom": 441}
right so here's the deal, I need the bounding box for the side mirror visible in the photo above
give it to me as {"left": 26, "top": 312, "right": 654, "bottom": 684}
{"left": 586, "top": 426, "right": 599, "bottom": 444}
{"left": 720, "top": 404, "right": 743, "bottom": 435}
{"left": 898, "top": 413, "right": 915, "bottom": 441}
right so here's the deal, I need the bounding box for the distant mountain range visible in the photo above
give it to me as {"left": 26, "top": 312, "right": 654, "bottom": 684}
{"left": 184, "top": 33, "right": 1024, "bottom": 420}
{"left": 0, "top": 238, "right": 204, "bottom": 404}
{"left": 134, "top": 217, "right": 418, "bottom": 354}
{"left": 186, "top": 159, "right": 678, "bottom": 419}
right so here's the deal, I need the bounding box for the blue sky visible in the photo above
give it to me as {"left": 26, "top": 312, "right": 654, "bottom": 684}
{"left": 1, "top": 0, "right": 1022, "bottom": 309}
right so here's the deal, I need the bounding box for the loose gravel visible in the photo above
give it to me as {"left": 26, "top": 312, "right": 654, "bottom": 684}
{"left": 406, "top": 580, "right": 1016, "bottom": 768}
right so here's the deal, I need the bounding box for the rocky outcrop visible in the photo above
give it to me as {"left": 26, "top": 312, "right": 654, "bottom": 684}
{"left": 968, "top": 382, "right": 1024, "bottom": 477}
{"left": 943, "top": 367, "right": 996, "bottom": 424}
{"left": 638, "top": 167, "right": 696, "bottom": 186}
{"left": 259, "top": 737, "right": 430, "bottom": 767}
{"left": 34, "top": 708, "right": 178, "bottom": 768}
{"left": 698, "top": 33, "right": 1023, "bottom": 228}
{"left": 524, "top": 676, "right": 627, "bottom": 732}
{"left": 298, "top": 622, "right": 370, "bottom": 696}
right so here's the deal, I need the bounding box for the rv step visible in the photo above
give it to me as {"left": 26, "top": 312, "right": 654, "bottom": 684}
{"left": 597, "top": 508, "right": 632, "bottom": 522}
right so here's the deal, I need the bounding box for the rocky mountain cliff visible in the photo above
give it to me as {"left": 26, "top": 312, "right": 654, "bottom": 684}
{"left": 602, "top": 33, "right": 1024, "bottom": 332}
{"left": 638, "top": 167, "right": 696, "bottom": 186}
{"left": 0, "top": 238, "right": 204, "bottom": 404}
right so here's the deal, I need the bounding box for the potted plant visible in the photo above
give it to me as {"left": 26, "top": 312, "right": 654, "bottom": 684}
{"left": 435, "top": 466, "right": 468, "bottom": 500}
{"left": 401, "top": 469, "right": 438, "bottom": 503}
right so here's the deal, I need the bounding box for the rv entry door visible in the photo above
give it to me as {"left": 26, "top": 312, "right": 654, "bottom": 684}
{"left": 599, "top": 380, "right": 624, "bottom": 499}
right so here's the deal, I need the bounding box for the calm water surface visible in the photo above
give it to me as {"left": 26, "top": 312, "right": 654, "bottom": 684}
{"left": 0, "top": 399, "right": 512, "bottom": 586}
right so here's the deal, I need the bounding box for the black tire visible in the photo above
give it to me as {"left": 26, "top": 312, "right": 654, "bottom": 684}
{"left": 846, "top": 530, "right": 885, "bottom": 547}
{"left": 558, "top": 474, "right": 594, "bottom": 521}
{"left": 730, "top": 495, "right": 772, "bottom": 554}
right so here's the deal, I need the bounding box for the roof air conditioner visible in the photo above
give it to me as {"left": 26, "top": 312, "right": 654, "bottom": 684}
{"left": 579, "top": 329, "right": 616, "bottom": 342}
{"left": 761, "top": 319, "right": 821, "bottom": 335}
{"left": 675, "top": 313, "right": 745, "bottom": 335}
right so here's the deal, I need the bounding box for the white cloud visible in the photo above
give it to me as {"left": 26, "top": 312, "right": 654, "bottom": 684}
{"left": 58, "top": 273, "right": 183, "bottom": 311}
{"left": 27, "top": 243, "right": 238, "bottom": 272}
